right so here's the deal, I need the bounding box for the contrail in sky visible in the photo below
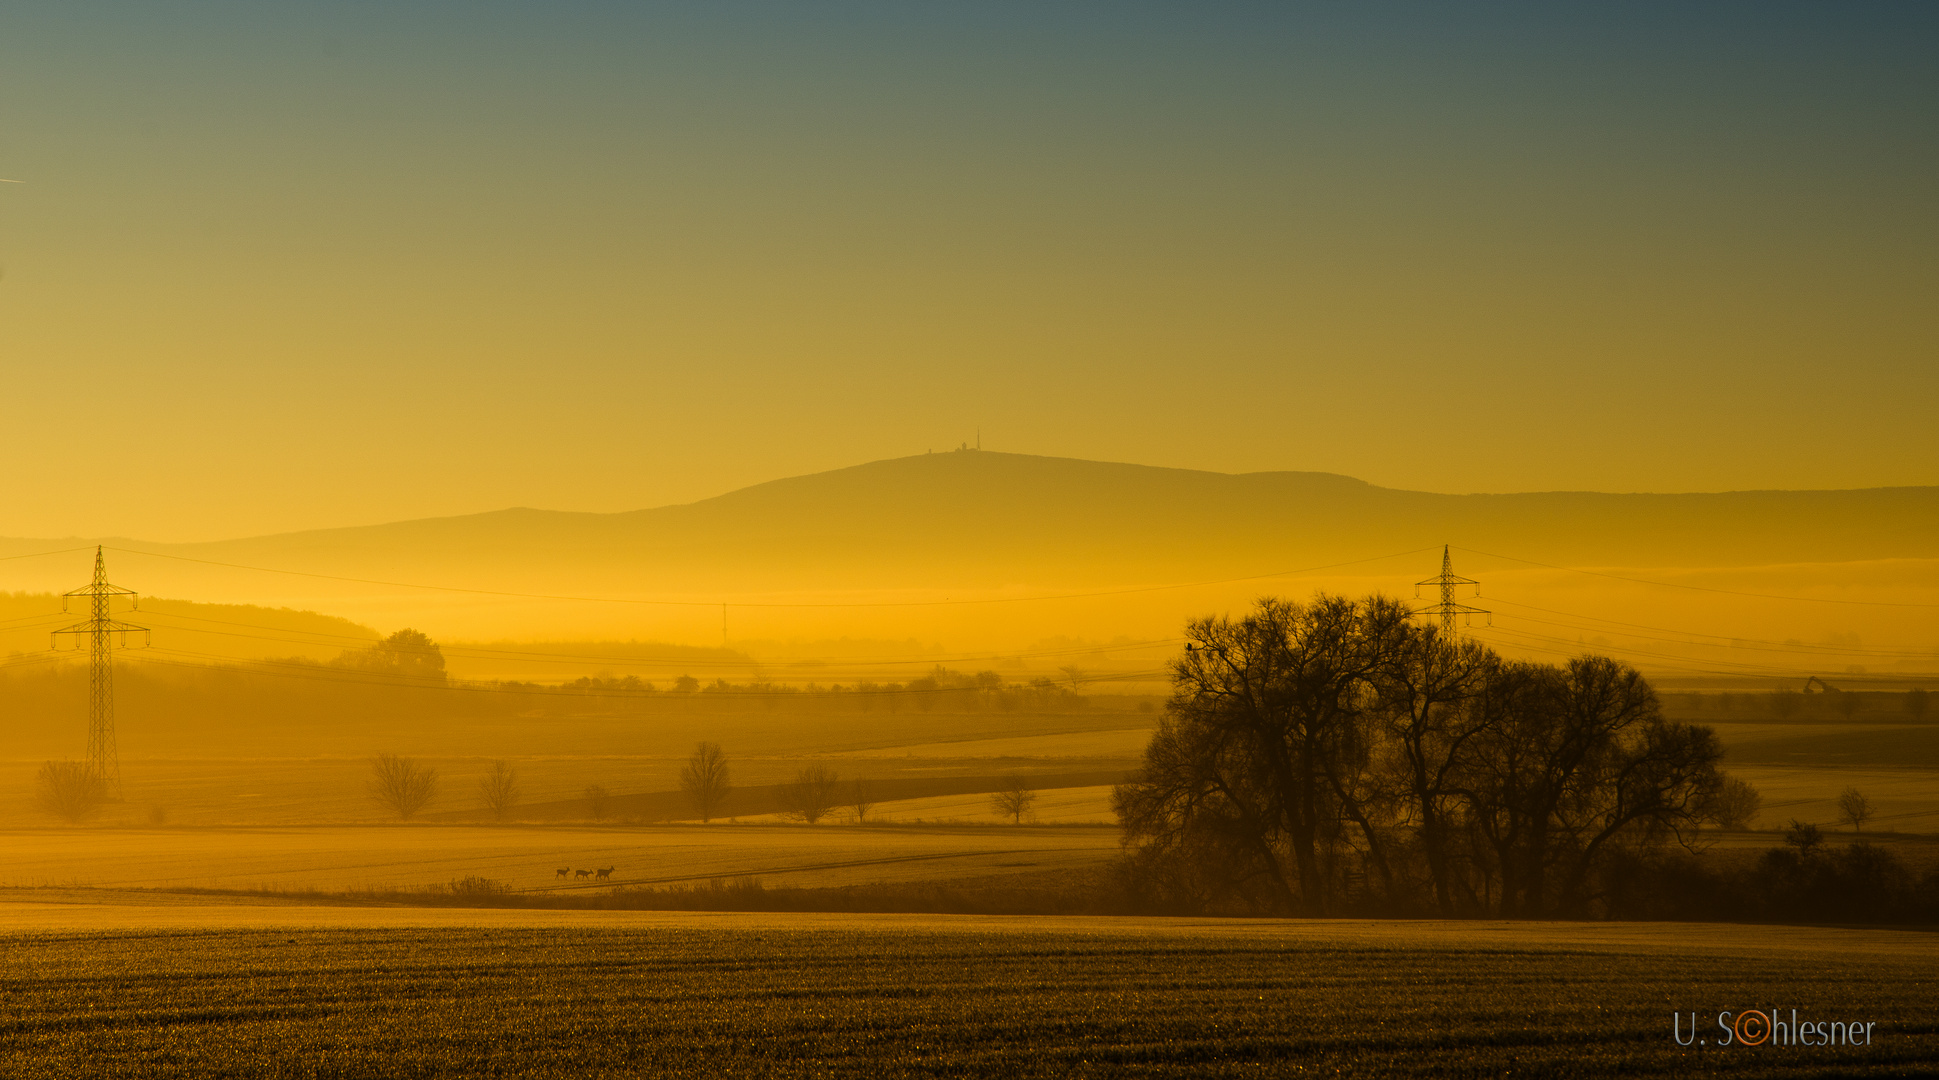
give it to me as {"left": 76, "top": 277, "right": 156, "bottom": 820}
{"left": 0, "top": 179, "right": 23, "bottom": 184}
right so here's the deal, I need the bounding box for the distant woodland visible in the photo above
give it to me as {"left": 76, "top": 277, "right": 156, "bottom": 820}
{"left": 3, "top": 628, "right": 1095, "bottom": 758}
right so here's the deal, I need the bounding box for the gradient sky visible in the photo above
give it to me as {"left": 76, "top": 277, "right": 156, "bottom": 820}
{"left": 1, "top": 2, "right": 1933, "bottom": 541}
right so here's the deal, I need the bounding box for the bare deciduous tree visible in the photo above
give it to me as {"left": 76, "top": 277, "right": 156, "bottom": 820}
{"left": 37, "top": 761, "right": 108, "bottom": 824}
{"left": 848, "top": 778, "right": 880, "bottom": 823}
{"left": 478, "top": 760, "right": 520, "bottom": 822}
{"left": 368, "top": 754, "right": 439, "bottom": 820}
{"left": 782, "top": 766, "right": 842, "bottom": 824}
{"left": 680, "top": 742, "right": 732, "bottom": 823}
{"left": 1706, "top": 776, "right": 1762, "bottom": 830}
{"left": 1838, "top": 786, "right": 1875, "bottom": 832}
{"left": 585, "top": 784, "right": 612, "bottom": 821}
{"left": 989, "top": 777, "right": 1038, "bottom": 824}
{"left": 1116, "top": 594, "right": 1730, "bottom": 919}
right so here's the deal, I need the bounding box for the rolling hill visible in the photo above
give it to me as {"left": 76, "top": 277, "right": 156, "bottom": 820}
{"left": 2, "top": 452, "right": 1935, "bottom": 656}
{"left": 5, "top": 451, "right": 1935, "bottom": 593}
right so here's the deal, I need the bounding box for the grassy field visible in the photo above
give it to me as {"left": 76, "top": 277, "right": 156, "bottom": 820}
{"left": 1708, "top": 721, "right": 1939, "bottom": 833}
{"left": 0, "top": 908, "right": 1932, "bottom": 1077}
{"left": 1714, "top": 722, "right": 1939, "bottom": 769}
{"left": 0, "top": 823, "right": 1122, "bottom": 894}
{"left": 6, "top": 716, "right": 1933, "bottom": 848}
{"left": 738, "top": 785, "right": 1119, "bottom": 825}
{"left": 1723, "top": 764, "right": 1939, "bottom": 833}
{"left": 0, "top": 710, "right": 1154, "bottom": 827}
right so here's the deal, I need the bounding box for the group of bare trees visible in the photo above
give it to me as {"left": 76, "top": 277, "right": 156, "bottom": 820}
{"left": 367, "top": 748, "right": 721, "bottom": 823}
{"left": 778, "top": 765, "right": 883, "bottom": 824}
{"left": 1114, "top": 594, "right": 1755, "bottom": 918}
{"left": 362, "top": 755, "right": 527, "bottom": 821}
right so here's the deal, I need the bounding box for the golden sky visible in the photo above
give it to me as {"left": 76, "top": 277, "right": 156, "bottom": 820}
{"left": 0, "top": 3, "right": 1933, "bottom": 542}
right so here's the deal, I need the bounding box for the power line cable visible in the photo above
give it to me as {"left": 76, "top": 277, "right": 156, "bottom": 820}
{"left": 0, "top": 546, "right": 95, "bottom": 563}
{"left": 1472, "top": 625, "right": 1828, "bottom": 682}
{"left": 1485, "top": 597, "right": 1939, "bottom": 659}
{"left": 1489, "top": 608, "right": 1939, "bottom": 662}
{"left": 1456, "top": 545, "right": 1939, "bottom": 609}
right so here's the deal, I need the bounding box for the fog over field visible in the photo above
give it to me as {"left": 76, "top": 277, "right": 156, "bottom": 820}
{"left": 5, "top": 452, "right": 1939, "bottom": 662}
{"left": 4, "top": 0, "right": 1935, "bottom": 1075}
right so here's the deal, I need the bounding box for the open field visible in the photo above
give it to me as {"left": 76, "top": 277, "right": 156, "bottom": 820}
{"left": 844, "top": 727, "right": 1155, "bottom": 761}
{"left": 6, "top": 718, "right": 1934, "bottom": 840}
{"left": 0, "top": 823, "right": 1122, "bottom": 894}
{"left": 740, "top": 785, "right": 1119, "bottom": 825}
{"left": 1713, "top": 722, "right": 1939, "bottom": 769}
{"left": 0, "top": 907, "right": 1933, "bottom": 1078}
{"left": 1724, "top": 765, "right": 1939, "bottom": 833}
{"left": 0, "top": 706, "right": 1154, "bottom": 827}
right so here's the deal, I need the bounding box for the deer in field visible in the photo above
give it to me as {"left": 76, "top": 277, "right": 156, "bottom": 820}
{"left": 575, "top": 868, "right": 594, "bottom": 879}
{"left": 556, "top": 867, "right": 570, "bottom": 879}
{"left": 595, "top": 866, "right": 615, "bottom": 880}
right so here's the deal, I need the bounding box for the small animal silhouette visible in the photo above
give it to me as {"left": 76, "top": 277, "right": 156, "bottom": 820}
{"left": 575, "top": 868, "right": 593, "bottom": 879}
{"left": 555, "top": 867, "right": 570, "bottom": 879}
{"left": 595, "top": 866, "right": 614, "bottom": 880}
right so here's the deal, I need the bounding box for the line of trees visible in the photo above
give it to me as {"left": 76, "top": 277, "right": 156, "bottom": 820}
{"left": 547, "top": 667, "right": 1089, "bottom": 714}
{"left": 1603, "top": 820, "right": 1939, "bottom": 923}
{"left": 1114, "top": 595, "right": 1753, "bottom": 918}
{"left": 0, "top": 660, "right": 1098, "bottom": 749}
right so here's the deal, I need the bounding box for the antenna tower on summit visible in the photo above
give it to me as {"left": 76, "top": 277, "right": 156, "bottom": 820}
{"left": 52, "top": 547, "right": 147, "bottom": 796}
{"left": 1414, "top": 545, "right": 1488, "bottom": 634}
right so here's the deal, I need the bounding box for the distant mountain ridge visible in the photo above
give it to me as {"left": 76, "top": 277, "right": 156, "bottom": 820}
{"left": 4, "top": 452, "right": 1937, "bottom": 595}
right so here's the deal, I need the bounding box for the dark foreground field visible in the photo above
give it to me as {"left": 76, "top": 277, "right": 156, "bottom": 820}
{"left": 1, "top": 907, "right": 1933, "bottom": 1078}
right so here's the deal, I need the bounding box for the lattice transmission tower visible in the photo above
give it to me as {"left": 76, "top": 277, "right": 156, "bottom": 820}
{"left": 1414, "top": 544, "right": 1488, "bottom": 634}
{"left": 53, "top": 547, "right": 146, "bottom": 796}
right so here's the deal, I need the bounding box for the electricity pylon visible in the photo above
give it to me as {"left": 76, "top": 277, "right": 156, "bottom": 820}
{"left": 52, "top": 547, "right": 146, "bottom": 796}
{"left": 1414, "top": 544, "right": 1488, "bottom": 634}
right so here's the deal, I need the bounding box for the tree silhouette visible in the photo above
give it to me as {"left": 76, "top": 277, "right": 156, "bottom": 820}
{"left": 1838, "top": 787, "right": 1875, "bottom": 832}
{"left": 478, "top": 760, "right": 520, "bottom": 822}
{"left": 849, "top": 778, "right": 880, "bottom": 823}
{"left": 341, "top": 629, "right": 447, "bottom": 684}
{"left": 37, "top": 761, "right": 108, "bottom": 824}
{"left": 585, "top": 784, "right": 612, "bottom": 821}
{"left": 680, "top": 742, "right": 732, "bottom": 823}
{"left": 989, "top": 777, "right": 1038, "bottom": 824}
{"left": 782, "top": 766, "right": 842, "bottom": 824}
{"left": 368, "top": 754, "right": 438, "bottom": 820}
{"left": 1708, "top": 776, "right": 1762, "bottom": 830}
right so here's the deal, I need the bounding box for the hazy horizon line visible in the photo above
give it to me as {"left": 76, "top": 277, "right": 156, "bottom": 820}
{"left": 6, "top": 447, "right": 1938, "bottom": 548}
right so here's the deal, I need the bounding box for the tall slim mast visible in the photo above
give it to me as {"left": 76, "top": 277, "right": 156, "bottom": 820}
{"left": 53, "top": 547, "right": 145, "bottom": 796}
{"left": 1413, "top": 544, "right": 1488, "bottom": 633}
